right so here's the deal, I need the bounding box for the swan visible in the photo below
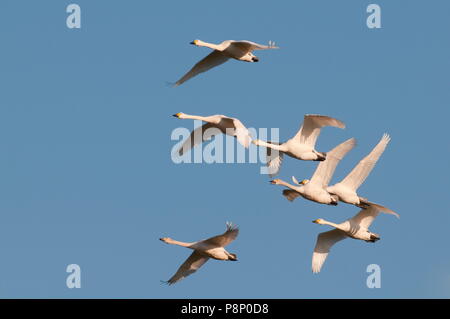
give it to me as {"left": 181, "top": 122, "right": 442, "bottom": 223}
{"left": 160, "top": 222, "right": 239, "bottom": 285}
{"left": 311, "top": 203, "right": 399, "bottom": 273}
{"left": 292, "top": 134, "right": 396, "bottom": 214}
{"left": 173, "top": 112, "right": 252, "bottom": 156}
{"left": 252, "top": 114, "right": 346, "bottom": 177}
{"left": 174, "top": 39, "right": 279, "bottom": 86}
{"left": 271, "top": 138, "right": 356, "bottom": 205}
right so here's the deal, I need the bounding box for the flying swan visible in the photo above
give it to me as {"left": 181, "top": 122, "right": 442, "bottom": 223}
{"left": 253, "top": 114, "right": 346, "bottom": 177}
{"left": 173, "top": 112, "right": 252, "bottom": 156}
{"left": 174, "top": 39, "right": 279, "bottom": 86}
{"left": 160, "top": 222, "right": 239, "bottom": 285}
{"left": 292, "top": 133, "right": 396, "bottom": 214}
{"left": 311, "top": 203, "right": 399, "bottom": 273}
{"left": 271, "top": 138, "right": 356, "bottom": 205}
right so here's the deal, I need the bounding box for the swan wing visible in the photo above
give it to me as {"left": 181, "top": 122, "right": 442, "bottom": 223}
{"left": 165, "top": 251, "right": 209, "bottom": 285}
{"left": 207, "top": 116, "right": 251, "bottom": 148}
{"left": 175, "top": 50, "right": 230, "bottom": 86}
{"left": 282, "top": 189, "right": 301, "bottom": 202}
{"left": 294, "top": 115, "right": 346, "bottom": 147}
{"left": 231, "top": 118, "right": 252, "bottom": 148}
{"left": 265, "top": 142, "right": 284, "bottom": 177}
{"left": 348, "top": 205, "right": 384, "bottom": 229}
{"left": 310, "top": 138, "right": 356, "bottom": 188}
{"left": 312, "top": 229, "right": 347, "bottom": 273}
{"left": 340, "top": 134, "right": 391, "bottom": 191}
{"left": 204, "top": 222, "right": 239, "bottom": 247}
{"left": 360, "top": 201, "right": 400, "bottom": 219}
{"left": 178, "top": 122, "right": 222, "bottom": 156}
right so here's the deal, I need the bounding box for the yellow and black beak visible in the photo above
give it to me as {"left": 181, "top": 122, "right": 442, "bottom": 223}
{"left": 190, "top": 40, "right": 197, "bottom": 45}
{"left": 172, "top": 113, "right": 181, "bottom": 118}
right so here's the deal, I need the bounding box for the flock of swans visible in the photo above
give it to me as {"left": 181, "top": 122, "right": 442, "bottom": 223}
{"left": 160, "top": 39, "right": 398, "bottom": 285}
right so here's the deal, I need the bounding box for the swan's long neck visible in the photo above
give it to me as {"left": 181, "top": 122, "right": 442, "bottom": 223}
{"left": 257, "top": 140, "right": 286, "bottom": 151}
{"left": 278, "top": 180, "right": 302, "bottom": 192}
{"left": 165, "top": 239, "right": 195, "bottom": 248}
{"left": 197, "top": 40, "right": 222, "bottom": 51}
{"left": 180, "top": 114, "right": 212, "bottom": 122}
{"left": 321, "top": 220, "right": 344, "bottom": 231}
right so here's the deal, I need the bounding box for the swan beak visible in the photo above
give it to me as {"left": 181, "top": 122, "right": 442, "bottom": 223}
{"left": 190, "top": 40, "right": 198, "bottom": 45}
{"left": 172, "top": 113, "right": 181, "bottom": 118}
{"left": 312, "top": 219, "right": 319, "bottom": 224}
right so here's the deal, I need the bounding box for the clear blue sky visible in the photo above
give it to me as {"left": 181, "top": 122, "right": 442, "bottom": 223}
{"left": 0, "top": 0, "right": 449, "bottom": 298}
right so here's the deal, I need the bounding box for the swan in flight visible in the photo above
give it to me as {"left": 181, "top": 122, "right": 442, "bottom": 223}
{"left": 174, "top": 39, "right": 279, "bottom": 86}
{"left": 271, "top": 138, "right": 356, "bottom": 205}
{"left": 252, "top": 114, "right": 346, "bottom": 177}
{"left": 311, "top": 203, "right": 399, "bottom": 273}
{"left": 173, "top": 112, "right": 252, "bottom": 156}
{"left": 292, "top": 134, "right": 396, "bottom": 214}
{"left": 160, "top": 222, "right": 239, "bottom": 285}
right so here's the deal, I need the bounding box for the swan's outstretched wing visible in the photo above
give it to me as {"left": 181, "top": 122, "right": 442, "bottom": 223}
{"left": 208, "top": 116, "right": 252, "bottom": 148}
{"left": 340, "top": 134, "right": 391, "bottom": 191}
{"left": 232, "top": 40, "right": 279, "bottom": 51}
{"left": 231, "top": 118, "right": 252, "bottom": 148}
{"left": 178, "top": 123, "right": 222, "bottom": 156}
{"left": 294, "top": 115, "right": 346, "bottom": 147}
{"left": 310, "top": 138, "right": 356, "bottom": 188}
{"left": 265, "top": 142, "right": 284, "bottom": 177}
{"left": 348, "top": 206, "right": 380, "bottom": 230}
{"left": 312, "top": 229, "right": 347, "bottom": 273}
{"left": 282, "top": 189, "right": 301, "bottom": 202}
{"left": 175, "top": 51, "right": 230, "bottom": 86}
{"left": 358, "top": 201, "right": 400, "bottom": 219}
{"left": 204, "top": 222, "right": 239, "bottom": 247}
{"left": 165, "top": 251, "right": 209, "bottom": 285}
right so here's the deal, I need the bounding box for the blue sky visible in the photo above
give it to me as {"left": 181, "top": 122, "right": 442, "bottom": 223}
{"left": 0, "top": 0, "right": 449, "bottom": 298}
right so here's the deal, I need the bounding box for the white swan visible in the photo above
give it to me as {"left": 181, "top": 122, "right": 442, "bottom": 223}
{"left": 252, "top": 114, "right": 346, "bottom": 177}
{"left": 173, "top": 112, "right": 252, "bottom": 156}
{"left": 311, "top": 203, "right": 399, "bottom": 273}
{"left": 174, "top": 39, "right": 278, "bottom": 86}
{"left": 160, "top": 222, "right": 239, "bottom": 285}
{"left": 271, "top": 138, "right": 356, "bottom": 205}
{"left": 292, "top": 133, "right": 396, "bottom": 214}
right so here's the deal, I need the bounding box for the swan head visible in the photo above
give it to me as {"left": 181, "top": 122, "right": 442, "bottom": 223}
{"left": 270, "top": 179, "right": 282, "bottom": 185}
{"left": 190, "top": 39, "right": 201, "bottom": 46}
{"left": 159, "top": 237, "right": 172, "bottom": 243}
{"left": 172, "top": 112, "right": 185, "bottom": 119}
{"left": 312, "top": 219, "right": 325, "bottom": 225}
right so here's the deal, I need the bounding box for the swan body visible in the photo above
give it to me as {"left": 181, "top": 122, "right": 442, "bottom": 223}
{"left": 173, "top": 112, "right": 252, "bottom": 156}
{"left": 174, "top": 39, "right": 278, "bottom": 86}
{"left": 252, "top": 114, "right": 346, "bottom": 177}
{"left": 311, "top": 204, "right": 399, "bottom": 273}
{"left": 160, "top": 222, "right": 239, "bottom": 285}
{"left": 271, "top": 178, "right": 338, "bottom": 205}
{"left": 274, "top": 138, "right": 356, "bottom": 205}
